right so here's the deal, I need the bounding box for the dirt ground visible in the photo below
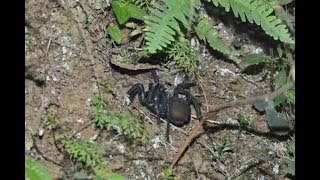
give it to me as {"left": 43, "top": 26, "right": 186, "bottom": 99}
{"left": 25, "top": 0, "right": 293, "bottom": 179}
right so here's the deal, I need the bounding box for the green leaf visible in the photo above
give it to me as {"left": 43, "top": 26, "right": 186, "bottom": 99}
{"left": 274, "top": 70, "right": 287, "bottom": 89}
{"left": 194, "top": 17, "right": 231, "bottom": 55}
{"left": 127, "top": 4, "right": 147, "bottom": 20}
{"left": 280, "top": 0, "right": 294, "bottom": 5}
{"left": 265, "top": 102, "right": 290, "bottom": 135}
{"left": 237, "top": 113, "right": 250, "bottom": 126}
{"left": 287, "top": 137, "right": 295, "bottom": 154}
{"left": 240, "top": 54, "right": 270, "bottom": 68}
{"left": 277, "top": 45, "right": 283, "bottom": 58}
{"left": 125, "top": 22, "right": 136, "bottom": 29}
{"left": 210, "top": 0, "right": 294, "bottom": 44}
{"left": 106, "top": 25, "right": 122, "bottom": 45}
{"left": 25, "top": 156, "right": 52, "bottom": 180}
{"left": 130, "top": 29, "right": 142, "bottom": 37}
{"left": 112, "top": 1, "right": 131, "bottom": 25}
{"left": 285, "top": 89, "right": 295, "bottom": 104}
{"left": 160, "top": 168, "right": 174, "bottom": 180}
{"left": 273, "top": 94, "right": 285, "bottom": 106}
{"left": 287, "top": 157, "right": 295, "bottom": 175}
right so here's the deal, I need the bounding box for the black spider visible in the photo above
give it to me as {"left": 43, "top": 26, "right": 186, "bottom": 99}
{"left": 127, "top": 70, "right": 203, "bottom": 141}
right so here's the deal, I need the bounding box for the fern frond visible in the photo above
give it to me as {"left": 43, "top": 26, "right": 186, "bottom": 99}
{"left": 194, "top": 18, "right": 231, "bottom": 54}
{"left": 144, "top": 0, "right": 200, "bottom": 53}
{"left": 210, "top": 0, "right": 294, "bottom": 44}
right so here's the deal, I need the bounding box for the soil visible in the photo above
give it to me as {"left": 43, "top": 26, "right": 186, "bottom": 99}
{"left": 25, "top": 0, "right": 293, "bottom": 179}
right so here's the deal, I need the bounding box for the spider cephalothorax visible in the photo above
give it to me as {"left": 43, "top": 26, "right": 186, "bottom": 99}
{"left": 127, "top": 70, "right": 203, "bottom": 141}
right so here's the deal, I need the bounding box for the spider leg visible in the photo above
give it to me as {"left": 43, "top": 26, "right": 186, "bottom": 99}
{"left": 154, "top": 104, "right": 161, "bottom": 127}
{"left": 127, "top": 83, "right": 146, "bottom": 105}
{"left": 166, "top": 105, "right": 172, "bottom": 142}
{"left": 146, "top": 83, "right": 159, "bottom": 103}
{"left": 151, "top": 69, "right": 160, "bottom": 84}
{"left": 174, "top": 85, "right": 203, "bottom": 120}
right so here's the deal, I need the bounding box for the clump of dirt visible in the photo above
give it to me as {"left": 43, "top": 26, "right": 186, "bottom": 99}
{"left": 25, "top": 0, "right": 292, "bottom": 179}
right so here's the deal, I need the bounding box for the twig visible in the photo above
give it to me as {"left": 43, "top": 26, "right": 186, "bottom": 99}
{"left": 170, "top": 111, "right": 219, "bottom": 168}
{"left": 52, "top": 129, "right": 63, "bottom": 153}
{"left": 208, "top": 82, "right": 294, "bottom": 113}
{"left": 29, "top": 130, "right": 63, "bottom": 167}
{"left": 198, "top": 80, "right": 210, "bottom": 112}
{"left": 70, "top": 121, "right": 95, "bottom": 139}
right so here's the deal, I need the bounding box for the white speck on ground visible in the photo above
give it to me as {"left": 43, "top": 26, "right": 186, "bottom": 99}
{"left": 38, "top": 129, "right": 44, "bottom": 137}
{"left": 214, "top": 22, "right": 223, "bottom": 30}
{"left": 253, "top": 47, "right": 263, "bottom": 54}
{"left": 151, "top": 135, "right": 162, "bottom": 149}
{"left": 273, "top": 164, "right": 279, "bottom": 174}
{"left": 74, "top": 133, "right": 81, "bottom": 139}
{"left": 86, "top": 98, "right": 91, "bottom": 106}
{"left": 226, "top": 118, "right": 238, "bottom": 125}
{"left": 217, "top": 68, "right": 237, "bottom": 77}
{"left": 117, "top": 144, "right": 126, "bottom": 154}
{"left": 76, "top": 118, "right": 84, "bottom": 123}
{"left": 90, "top": 134, "right": 99, "bottom": 142}
{"left": 62, "top": 46, "right": 67, "bottom": 54}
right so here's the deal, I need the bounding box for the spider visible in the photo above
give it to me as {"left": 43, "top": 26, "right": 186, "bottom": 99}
{"left": 127, "top": 70, "right": 203, "bottom": 141}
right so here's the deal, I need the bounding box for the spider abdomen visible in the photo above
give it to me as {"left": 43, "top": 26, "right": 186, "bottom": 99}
{"left": 168, "top": 98, "right": 191, "bottom": 127}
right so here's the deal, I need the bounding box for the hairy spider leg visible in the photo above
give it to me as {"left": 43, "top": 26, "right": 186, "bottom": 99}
{"left": 148, "top": 84, "right": 166, "bottom": 127}
{"left": 146, "top": 70, "right": 160, "bottom": 103}
{"left": 146, "top": 83, "right": 159, "bottom": 103}
{"left": 173, "top": 84, "right": 203, "bottom": 120}
{"left": 127, "top": 83, "right": 147, "bottom": 105}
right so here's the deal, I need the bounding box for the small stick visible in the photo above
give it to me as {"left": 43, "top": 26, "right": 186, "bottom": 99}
{"left": 170, "top": 111, "right": 219, "bottom": 168}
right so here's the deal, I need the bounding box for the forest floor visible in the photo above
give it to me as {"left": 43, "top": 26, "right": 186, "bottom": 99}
{"left": 25, "top": 0, "right": 293, "bottom": 179}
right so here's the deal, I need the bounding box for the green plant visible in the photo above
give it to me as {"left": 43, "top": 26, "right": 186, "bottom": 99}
{"left": 59, "top": 136, "right": 103, "bottom": 168}
{"left": 144, "top": 0, "right": 200, "bottom": 53}
{"left": 237, "top": 113, "right": 250, "bottom": 126}
{"left": 106, "top": 25, "right": 122, "bottom": 45}
{"left": 112, "top": 1, "right": 147, "bottom": 24}
{"left": 234, "top": 91, "right": 246, "bottom": 100}
{"left": 160, "top": 167, "right": 174, "bottom": 180}
{"left": 209, "top": 0, "right": 294, "bottom": 44}
{"left": 242, "top": 46, "right": 294, "bottom": 134}
{"left": 91, "top": 93, "right": 150, "bottom": 141}
{"left": 240, "top": 52, "right": 286, "bottom": 79}
{"left": 194, "top": 17, "right": 233, "bottom": 55}
{"left": 213, "top": 138, "right": 234, "bottom": 161}
{"left": 125, "top": 22, "right": 143, "bottom": 37}
{"left": 41, "top": 112, "right": 61, "bottom": 130}
{"left": 106, "top": 83, "right": 118, "bottom": 95}
{"left": 144, "top": 0, "right": 294, "bottom": 54}
{"left": 286, "top": 137, "right": 295, "bottom": 176}
{"left": 25, "top": 156, "right": 52, "bottom": 180}
{"left": 131, "top": 0, "right": 152, "bottom": 7}
{"left": 167, "top": 36, "right": 202, "bottom": 69}
{"left": 107, "top": 1, "right": 147, "bottom": 44}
